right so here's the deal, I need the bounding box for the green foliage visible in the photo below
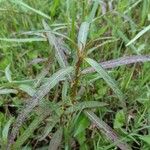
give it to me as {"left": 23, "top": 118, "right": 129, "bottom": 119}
{"left": 74, "top": 114, "right": 89, "bottom": 150}
{"left": 0, "top": 0, "right": 150, "bottom": 149}
{"left": 85, "top": 58, "right": 125, "bottom": 107}
{"left": 114, "top": 110, "right": 125, "bottom": 129}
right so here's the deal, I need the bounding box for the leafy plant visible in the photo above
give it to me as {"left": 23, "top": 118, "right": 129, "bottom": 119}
{"left": 0, "top": 0, "right": 150, "bottom": 149}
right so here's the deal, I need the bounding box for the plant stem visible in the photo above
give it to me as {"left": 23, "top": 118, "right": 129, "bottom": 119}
{"left": 71, "top": 50, "right": 84, "bottom": 103}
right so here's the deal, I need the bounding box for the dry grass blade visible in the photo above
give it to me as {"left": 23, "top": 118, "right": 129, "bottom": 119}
{"left": 84, "top": 110, "right": 131, "bottom": 150}
{"left": 82, "top": 55, "right": 150, "bottom": 74}
{"left": 7, "top": 67, "right": 73, "bottom": 149}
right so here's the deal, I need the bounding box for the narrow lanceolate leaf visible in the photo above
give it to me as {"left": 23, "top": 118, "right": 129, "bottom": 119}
{"left": 8, "top": 67, "right": 73, "bottom": 148}
{"left": 65, "top": 101, "right": 107, "bottom": 114}
{"left": 0, "top": 89, "right": 18, "bottom": 95}
{"left": 84, "top": 110, "right": 131, "bottom": 150}
{"left": 126, "top": 24, "right": 150, "bottom": 46}
{"left": 82, "top": 55, "right": 150, "bottom": 74}
{"left": 85, "top": 58, "right": 125, "bottom": 107}
{"left": 48, "top": 128, "right": 63, "bottom": 150}
{"left": 77, "top": 0, "right": 99, "bottom": 51}
{"left": 78, "top": 22, "right": 90, "bottom": 51}
{"left": 10, "top": 0, "right": 51, "bottom": 20}
{"left": 0, "top": 37, "right": 46, "bottom": 43}
{"left": 42, "top": 20, "right": 69, "bottom": 69}
{"left": 88, "top": 0, "right": 99, "bottom": 22}
{"left": 5, "top": 64, "right": 12, "bottom": 82}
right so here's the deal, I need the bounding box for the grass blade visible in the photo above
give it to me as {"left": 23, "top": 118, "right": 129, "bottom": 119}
{"left": 126, "top": 24, "right": 150, "bottom": 46}
{"left": 82, "top": 55, "right": 150, "bottom": 74}
{"left": 85, "top": 58, "right": 125, "bottom": 107}
{"left": 124, "top": 0, "right": 142, "bottom": 14}
{"left": 0, "top": 89, "right": 18, "bottom": 95}
{"left": 84, "top": 110, "right": 131, "bottom": 150}
{"left": 65, "top": 101, "right": 107, "bottom": 114}
{"left": 0, "top": 37, "right": 46, "bottom": 43}
{"left": 88, "top": 0, "right": 99, "bottom": 22}
{"left": 104, "top": 17, "right": 137, "bottom": 53}
{"left": 77, "top": 0, "right": 99, "bottom": 51}
{"left": 10, "top": 0, "right": 51, "bottom": 20}
{"left": 5, "top": 64, "right": 12, "bottom": 82}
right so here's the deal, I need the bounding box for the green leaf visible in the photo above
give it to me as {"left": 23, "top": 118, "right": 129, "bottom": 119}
{"left": 78, "top": 0, "right": 100, "bottom": 49}
{"left": 78, "top": 22, "right": 90, "bottom": 50}
{"left": 85, "top": 58, "right": 125, "bottom": 107}
{"left": 0, "top": 37, "right": 46, "bottom": 43}
{"left": 74, "top": 114, "right": 89, "bottom": 137}
{"left": 126, "top": 24, "right": 150, "bottom": 46}
{"left": 5, "top": 64, "right": 12, "bottom": 82}
{"left": 65, "top": 101, "right": 107, "bottom": 114}
{"left": 10, "top": 0, "right": 51, "bottom": 20}
{"left": 82, "top": 55, "right": 150, "bottom": 74}
{"left": 0, "top": 89, "right": 18, "bottom": 95}
{"left": 2, "top": 117, "right": 14, "bottom": 143}
{"left": 74, "top": 115, "right": 89, "bottom": 150}
{"left": 104, "top": 17, "right": 137, "bottom": 53}
{"left": 139, "top": 135, "right": 150, "bottom": 145}
{"left": 87, "top": 0, "right": 99, "bottom": 22}
{"left": 18, "top": 84, "right": 36, "bottom": 96}
{"left": 48, "top": 128, "right": 63, "bottom": 150}
{"left": 141, "top": 0, "right": 150, "bottom": 25}
{"left": 62, "top": 81, "right": 69, "bottom": 102}
{"left": 114, "top": 110, "right": 125, "bottom": 129}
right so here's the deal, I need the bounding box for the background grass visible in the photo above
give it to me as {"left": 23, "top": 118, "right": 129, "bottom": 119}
{"left": 0, "top": 0, "right": 150, "bottom": 149}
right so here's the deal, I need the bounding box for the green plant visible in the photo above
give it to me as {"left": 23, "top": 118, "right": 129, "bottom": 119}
{"left": 0, "top": 0, "right": 150, "bottom": 149}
